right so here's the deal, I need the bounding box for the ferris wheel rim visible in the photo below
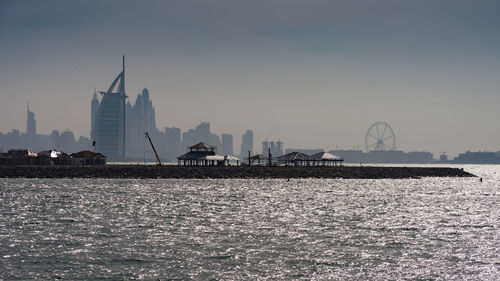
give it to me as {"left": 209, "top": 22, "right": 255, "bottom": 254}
{"left": 365, "top": 122, "right": 396, "bottom": 152}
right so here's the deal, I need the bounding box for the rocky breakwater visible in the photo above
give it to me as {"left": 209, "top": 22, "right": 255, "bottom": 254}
{"left": 0, "top": 165, "right": 475, "bottom": 179}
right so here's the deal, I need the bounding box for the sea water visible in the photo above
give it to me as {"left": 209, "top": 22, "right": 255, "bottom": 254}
{"left": 1, "top": 165, "right": 499, "bottom": 280}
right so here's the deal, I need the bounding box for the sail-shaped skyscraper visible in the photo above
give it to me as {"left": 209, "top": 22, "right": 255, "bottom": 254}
{"left": 91, "top": 55, "right": 127, "bottom": 159}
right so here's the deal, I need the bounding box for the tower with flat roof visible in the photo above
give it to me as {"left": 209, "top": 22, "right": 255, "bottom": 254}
{"left": 240, "top": 130, "right": 253, "bottom": 158}
{"left": 221, "top": 133, "right": 234, "bottom": 155}
{"left": 26, "top": 103, "right": 36, "bottom": 136}
{"left": 90, "top": 88, "right": 99, "bottom": 139}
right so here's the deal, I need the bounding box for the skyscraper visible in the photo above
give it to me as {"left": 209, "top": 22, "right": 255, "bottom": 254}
{"left": 240, "top": 130, "right": 253, "bottom": 158}
{"left": 125, "top": 88, "right": 158, "bottom": 157}
{"left": 221, "top": 133, "right": 233, "bottom": 155}
{"left": 90, "top": 88, "right": 99, "bottom": 139}
{"left": 261, "top": 139, "right": 284, "bottom": 157}
{"left": 275, "top": 140, "right": 284, "bottom": 156}
{"left": 92, "top": 55, "right": 127, "bottom": 159}
{"left": 165, "top": 126, "right": 181, "bottom": 160}
{"left": 261, "top": 140, "right": 269, "bottom": 156}
{"left": 26, "top": 103, "right": 36, "bottom": 136}
{"left": 182, "top": 122, "right": 221, "bottom": 150}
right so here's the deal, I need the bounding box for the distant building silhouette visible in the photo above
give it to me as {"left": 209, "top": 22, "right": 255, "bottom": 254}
{"left": 26, "top": 103, "right": 36, "bottom": 137}
{"left": 330, "top": 149, "right": 433, "bottom": 164}
{"left": 261, "top": 141, "right": 268, "bottom": 156}
{"left": 276, "top": 140, "right": 284, "bottom": 157}
{"left": 329, "top": 150, "right": 364, "bottom": 163}
{"left": 58, "top": 130, "right": 76, "bottom": 153}
{"left": 90, "top": 88, "right": 99, "bottom": 139}
{"left": 407, "top": 151, "right": 433, "bottom": 163}
{"left": 221, "top": 134, "right": 234, "bottom": 155}
{"left": 453, "top": 151, "right": 500, "bottom": 164}
{"left": 439, "top": 153, "right": 448, "bottom": 162}
{"left": 240, "top": 130, "right": 253, "bottom": 158}
{"left": 262, "top": 139, "right": 284, "bottom": 157}
{"left": 92, "top": 55, "right": 127, "bottom": 159}
{"left": 182, "top": 122, "right": 221, "bottom": 151}
{"left": 0, "top": 121, "right": 90, "bottom": 155}
{"left": 165, "top": 126, "right": 181, "bottom": 160}
{"left": 125, "top": 88, "right": 158, "bottom": 158}
{"left": 50, "top": 130, "right": 60, "bottom": 149}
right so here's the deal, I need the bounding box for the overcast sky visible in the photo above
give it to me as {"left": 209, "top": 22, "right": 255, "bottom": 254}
{"left": 1, "top": 0, "right": 499, "bottom": 157}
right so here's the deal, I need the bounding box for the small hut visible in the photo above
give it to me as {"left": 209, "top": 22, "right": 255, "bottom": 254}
{"left": 177, "top": 142, "right": 225, "bottom": 166}
{"left": 70, "top": 150, "right": 106, "bottom": 165}
{"left": 0, "top": 149, "right": 38, "bottom": 165}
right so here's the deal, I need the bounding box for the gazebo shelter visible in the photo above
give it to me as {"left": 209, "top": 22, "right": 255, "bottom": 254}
{"left": 177, "top": 142, "right": 225, "bottom": 166}
{"left": 305, "top": 152, "right": 343, "bottom": 166}
{"left": 276, "top": 152, "right": 308, "bottom": 166}
{"left": 224, "top": 155, "right": 240, "bottom": 166}
{"left": 247, "top": 154, "right": 269, "bottom": 165}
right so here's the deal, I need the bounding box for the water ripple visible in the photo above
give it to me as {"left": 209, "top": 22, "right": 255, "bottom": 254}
{"left": 0, "top": 165, "right": 499, "bottom": 280}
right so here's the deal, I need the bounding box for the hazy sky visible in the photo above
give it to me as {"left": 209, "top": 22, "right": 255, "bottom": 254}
{"left": 1, "top": 0, "right": 499, "bottom": 157}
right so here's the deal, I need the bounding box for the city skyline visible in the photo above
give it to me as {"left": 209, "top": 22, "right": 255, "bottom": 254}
{"left": 1, "top": 88, "right": 499, "bottom": 159}
{"left": 1, "top": 0, "right": 499, "bottom": 157}
{"left": 1, "top": 96, "right": 498, "bottom": 162}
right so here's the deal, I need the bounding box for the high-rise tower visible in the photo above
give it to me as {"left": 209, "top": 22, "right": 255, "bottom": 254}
{"left": 90, "top": 88, "right": 99, "bottom": 139}
{"left": 221, "top": 134, "right": 234, "bottom": 155}
{"left": 240, "top": 130, "right": 253, "bottom": 158}
{"left": 124, "top": 87, "right": 159, "bottom": 157}
{"left": 92, "top": 55, "right": 127, "bottom": 159}
{"left": 275, "top": 140, "right": 284, "bottom": 156}
{"left": 26, "top": 103, "right": 36, "bottom": 136}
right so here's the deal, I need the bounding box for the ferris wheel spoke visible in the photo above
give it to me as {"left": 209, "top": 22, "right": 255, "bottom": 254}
{"left": 367, "top": 133, "right": 378, "bottom": 140}
{"left": 381, "top": 125, "right": 387, "bottom": 138}
{"left": 383, "top": 135, "right": 394, "bottom": 141}
{"left": 367, "top": 143, "right": 377, "bottom": 149}
{"left": 375, "top": 124, "right": 381, "bottom": 138}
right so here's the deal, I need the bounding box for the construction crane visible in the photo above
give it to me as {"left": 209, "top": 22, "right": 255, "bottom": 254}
{"left": 145, "top": 132, "right": 162, "bottom": 166}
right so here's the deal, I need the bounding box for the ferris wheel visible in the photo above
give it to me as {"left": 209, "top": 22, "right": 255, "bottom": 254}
{"left": 365, "top": 122, "right": 396, "bottom": 152}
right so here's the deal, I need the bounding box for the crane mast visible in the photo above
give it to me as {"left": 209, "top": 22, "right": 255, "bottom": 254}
{"left": 145, "top": 132, "right": 162, "bottom": 166}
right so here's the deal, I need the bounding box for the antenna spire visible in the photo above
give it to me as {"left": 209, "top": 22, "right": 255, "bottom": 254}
{"left": 118, "top": 54, "right": 125, "bottom": 94}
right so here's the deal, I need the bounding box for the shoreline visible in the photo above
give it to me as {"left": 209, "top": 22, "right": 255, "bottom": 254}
{"left": 0, "top": 165, "right": 475, "bottom": 179}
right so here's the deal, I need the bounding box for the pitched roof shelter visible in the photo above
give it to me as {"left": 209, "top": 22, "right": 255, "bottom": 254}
{"left": 177, "top": 142, "right": 224, "bottom": 166}
{"left": 189, "top": 142, "right": 215, "bottom": 151}
{"left": 276, "top": 151, "right": 343, "bottom": 166}
{"left": 276, "top": 152, "right": 308, "bottom": 166}
{"left": 246, "top": 154, "right": 269, "bottom": 165}
{"left": 224, "top": 155, "right": 240, "bottom": 166}
{"left": 70, "top": 150, "right": 107, "bottom": 165}
{"left": 306, "top": 152, "right": 343, "bottom": 166}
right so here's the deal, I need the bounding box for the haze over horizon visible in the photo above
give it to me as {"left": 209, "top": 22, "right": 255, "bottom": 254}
{"left": 1, "top": 0, "right": 499, "bottom": 157}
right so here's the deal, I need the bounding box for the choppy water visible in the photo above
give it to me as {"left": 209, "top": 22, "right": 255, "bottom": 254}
{"left": 1, "top": 165, "right": 499, "bottom": 280}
